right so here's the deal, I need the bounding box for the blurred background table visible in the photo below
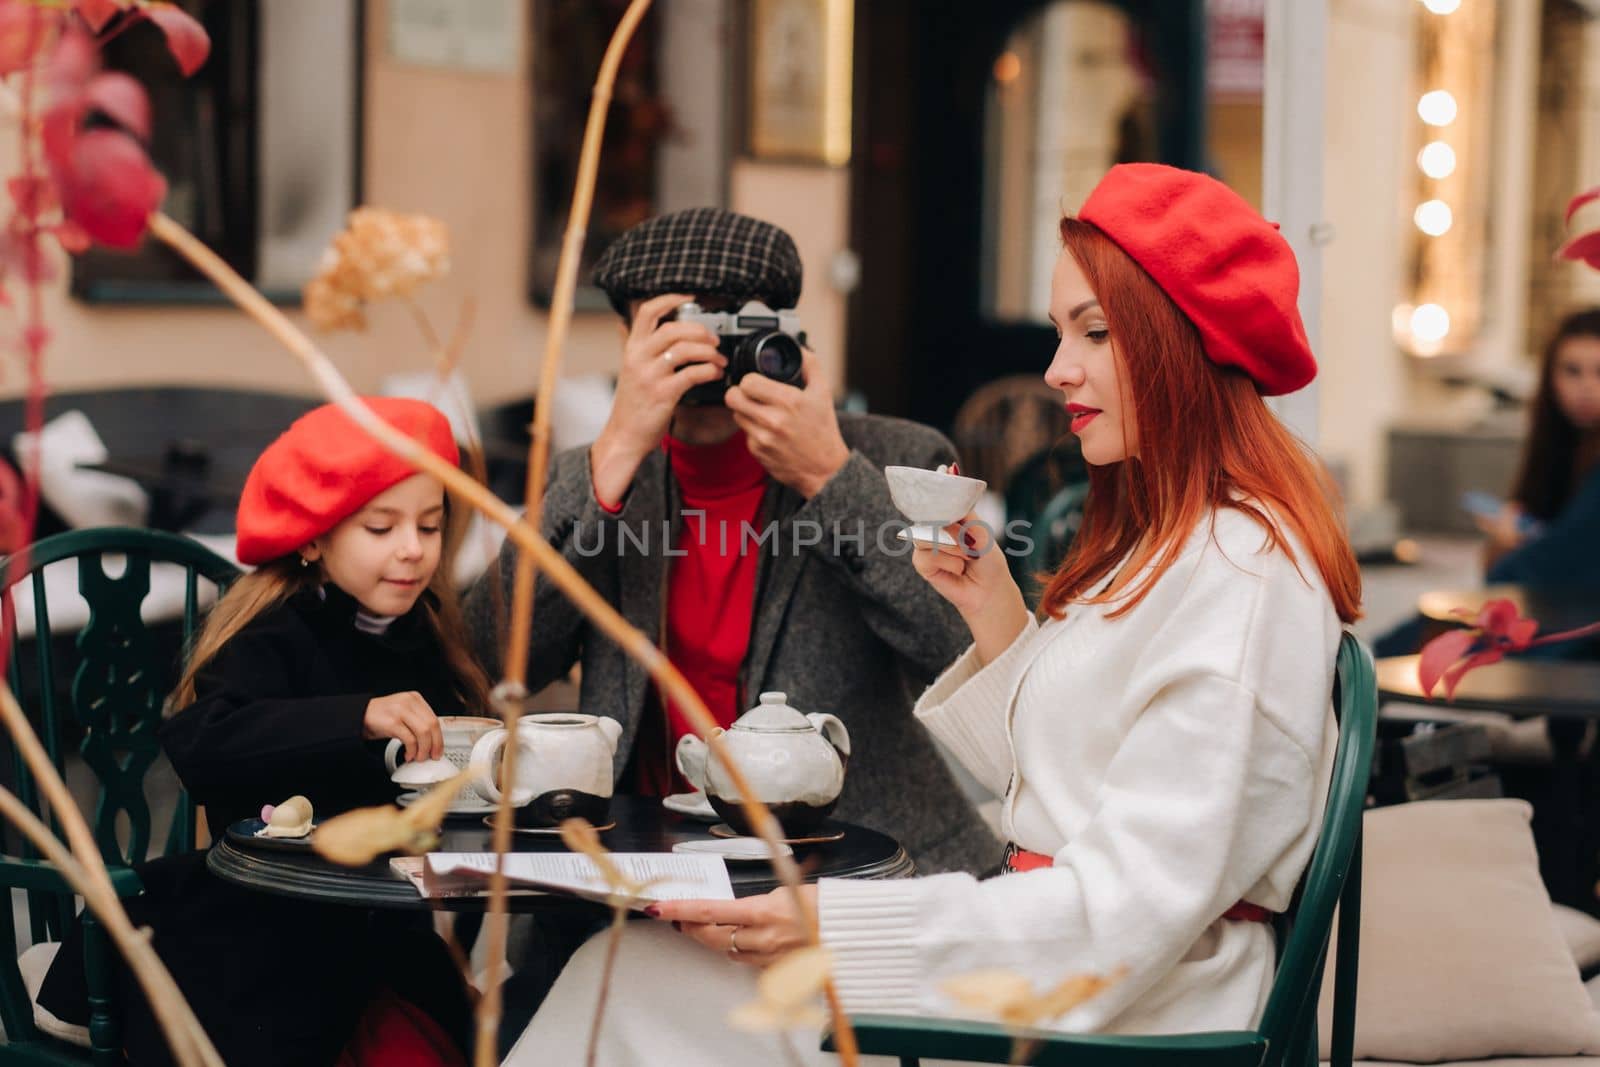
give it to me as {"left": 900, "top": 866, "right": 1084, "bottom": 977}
{"left": 1376, "top": 654, "right": 1600, "bottom": 720}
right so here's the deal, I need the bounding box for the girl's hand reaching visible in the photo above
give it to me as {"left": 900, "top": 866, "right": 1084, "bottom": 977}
{"left": 363, "top": 691, "right": 444, "bottom": 763}
{"left": 910, "top": 512, "right": 1031, "bottom": 666}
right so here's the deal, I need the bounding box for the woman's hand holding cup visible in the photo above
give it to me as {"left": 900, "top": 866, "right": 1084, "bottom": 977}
{"left": 910, "top": 511, "right": 1030, "bottom": 667}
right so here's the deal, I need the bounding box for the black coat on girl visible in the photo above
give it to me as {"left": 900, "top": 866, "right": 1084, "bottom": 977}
{"left": 38, "top": 585, "right": 475, "bottom": 1066}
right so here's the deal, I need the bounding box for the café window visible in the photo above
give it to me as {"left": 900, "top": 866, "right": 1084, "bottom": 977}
{"left": 527, "top": 0, "right": 732, "bottom": 309}
{"left": 71, "top": 0, "right": 362, "bottom": 304}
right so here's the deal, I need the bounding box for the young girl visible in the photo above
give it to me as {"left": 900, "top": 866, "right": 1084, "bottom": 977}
{"left": 1481, "top": 308, "right": 1600, "bottom": 586}
{"left": 39, "top": 397, "right": 488, "bottom": 1067}
{"left": 506, "top": 164, "right": 1362, "bottom": 1063}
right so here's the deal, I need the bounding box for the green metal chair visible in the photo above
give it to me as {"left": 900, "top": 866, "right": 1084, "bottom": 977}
{"left": 825, "top": 632, "right": 1378, "bottom": 1067}
{"left": 0, "top": 527, "right": 239, "bottom": 1064}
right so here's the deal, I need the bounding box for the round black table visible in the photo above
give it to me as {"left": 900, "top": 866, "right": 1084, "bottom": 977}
{"left": 1418, "top": 585, "right": 1600, "bottom": 639}
{"left": 1376, "top": 654, "right": 1600, "bottom": 720}
{"left": 207, "top": 795, "right": 915, "bottom": 911}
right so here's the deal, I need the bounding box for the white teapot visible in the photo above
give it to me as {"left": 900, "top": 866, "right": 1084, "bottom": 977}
{"left": 675, "top": 692, "right": 851, "bottom": 836}
{"left": 470, "top": 713, "right": 622, "bottom": 828}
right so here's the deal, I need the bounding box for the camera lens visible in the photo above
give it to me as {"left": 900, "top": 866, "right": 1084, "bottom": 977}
{"left": 736, "top": 331, "right": 804, "bottom": 386}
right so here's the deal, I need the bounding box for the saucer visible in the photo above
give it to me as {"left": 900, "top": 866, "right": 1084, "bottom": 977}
{"left": 662, "top": 791, "right": 718, "bottom": 822}
{"left": 390, "top": 758, "right": 459, "bottom": 788}
{"left": 673, "top": 838, "right": 794, "bottom": 863}
{"left": 896, "top": 526, "right": 959, "bottom": 549}
{"left": 708, "top": 823, "right": 845, "bottom": 845}
{"left": 479, "top": 816, "right": 616, "bottom": 836}
{"left": 397, "top": 790, "right": 498, "bottom": 817}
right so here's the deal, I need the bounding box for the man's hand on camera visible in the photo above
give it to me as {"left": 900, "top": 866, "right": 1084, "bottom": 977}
{"left": 590, "top": 292, "right": 725, "bottom": 508}
{"left": 726, "top": 348, "right": 849, "bottom": 499}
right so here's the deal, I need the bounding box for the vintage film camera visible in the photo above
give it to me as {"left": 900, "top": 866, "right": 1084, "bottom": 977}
{"left": 672, "top": 300, "right": 806, "bottom": 405}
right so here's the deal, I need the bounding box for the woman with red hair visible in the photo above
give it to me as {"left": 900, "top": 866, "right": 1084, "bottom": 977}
{"left": 508, "top": 164, "right": 1362, "bottom": 1062}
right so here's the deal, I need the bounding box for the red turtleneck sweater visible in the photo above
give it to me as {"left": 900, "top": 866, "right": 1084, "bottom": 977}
{"left": 597, "top": 431, "right": 767, "bottom": 794}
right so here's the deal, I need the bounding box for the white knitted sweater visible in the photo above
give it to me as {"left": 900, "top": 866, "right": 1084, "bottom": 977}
{"left": 818, "top": 506, "right": 1342, "bottom": 1034}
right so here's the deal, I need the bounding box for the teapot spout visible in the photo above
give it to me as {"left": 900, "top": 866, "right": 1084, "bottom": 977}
{"left": 674, "top": 733, "right": 709, "bottom": 791}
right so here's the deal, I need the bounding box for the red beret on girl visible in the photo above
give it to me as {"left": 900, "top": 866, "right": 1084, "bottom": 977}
{"left": 235, "top": 397, "right": 459, "bottom": 565}
{"left": 1078, "top": 163, "right": 1316, "bottom": 396}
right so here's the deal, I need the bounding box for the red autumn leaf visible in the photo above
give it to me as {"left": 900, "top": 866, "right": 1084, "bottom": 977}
{"left": 1556, "top": 230, "right": 1600, "bottom": 271}
{"left": 1473, "top": 597, "right": 1520, "bottom": 637}
{"left": 55, "top": 128, "right": 165, "bottom": 249}
{"left": 1418, "top": 628, "right": 1477, "bottom": 698}
{"left": 1439, "top": 647, "right": 1505, "bottom": 701}
{"left": 1503, "top": 616, "right": 1539, "bottom": 649}
{"left": 6, "top": 175, "right": 58, "bottom": 217}
{"left": 1565, "top": 185, "right": 1600, "bottom": 225}
{"left": 74, "top": 0, "right": 126, "bottom": 33}
{"left": 44, "top": 26, "right": 94, "bottom": 95}
{"left": 0, "top": 3, "right": 58, "bottom": 77}
{"left": 141, "top": 3, "right": 208, "bottom": 76}
{"left": 84, "top": 70, "right": 149, "bottom": 138}
{"left": 0, "top": 460, "right": 27, "bottom": 555}
{"left": 50, "top": 220, "right": 90, "bottom": 253}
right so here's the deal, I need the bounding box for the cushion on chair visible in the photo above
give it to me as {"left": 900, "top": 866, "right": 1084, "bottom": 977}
{"left": 1558, "top": 905, "right": 1600, "bottom": 974}
{"left": 1316, "top": 799, "right": 1600, "bottom": 1062}
{"left": 17, "top": 941, "right": 91, "bottom": 1047}
{"left": 12, "top": 410, "right": 149, "bottom": 529}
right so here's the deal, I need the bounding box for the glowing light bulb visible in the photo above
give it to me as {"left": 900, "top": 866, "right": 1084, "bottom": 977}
{"left": 1411, "top": 304, "right": 1451, "bottom": 344}
{"left": 1422, "top": 0, "right": 1461, "bottom": 13}
{"left": 1417, "top": 141, "right": 1457, "bottom": 179}
{"left": 1418, "top": 90, "right": 1458, "bottom": 127}
{"left": 1414, "top": 200, "right": 1453, "bottom": 236}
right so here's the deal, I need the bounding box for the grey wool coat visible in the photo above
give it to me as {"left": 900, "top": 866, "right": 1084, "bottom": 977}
{"left": 464, "top": 413, "right": 1000, "bottom": 874}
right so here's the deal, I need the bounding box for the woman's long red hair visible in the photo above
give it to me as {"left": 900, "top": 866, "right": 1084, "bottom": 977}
{"left": 1038, "top": 218, "right": 1362, "bottom": 625}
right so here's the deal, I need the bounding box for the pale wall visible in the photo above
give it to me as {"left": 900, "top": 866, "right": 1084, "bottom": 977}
{"left": 729, "top": 160, "right": 851, "bottom": 395}
{"left": 2, "top": 0, "right": 848, "bottom": 409}
{"left": 1318, "top": 0, "right": 1414, "bottom": 511}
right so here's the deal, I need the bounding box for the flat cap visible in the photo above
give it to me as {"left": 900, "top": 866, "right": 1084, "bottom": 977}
{"left": 591, "top": 207, "right": 803, "bottom": 315}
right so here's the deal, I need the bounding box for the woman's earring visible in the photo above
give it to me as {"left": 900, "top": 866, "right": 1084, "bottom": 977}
{"left": 299, "top": 556, "right": 311, "bottom": 569}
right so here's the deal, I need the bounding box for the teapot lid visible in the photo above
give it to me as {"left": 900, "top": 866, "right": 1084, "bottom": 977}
{"left": 736, "top": 691, "right": 812, "bottom": 732}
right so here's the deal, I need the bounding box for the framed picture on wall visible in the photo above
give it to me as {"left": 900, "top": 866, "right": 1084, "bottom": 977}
{"left": 71, "top": 0, "right": 362, "bottom": 305}
{"left": 528, "top": 0, "right": 731, "bottom": 309}
{"left": 744, "top": 0, "right": 852, "bottom": 166}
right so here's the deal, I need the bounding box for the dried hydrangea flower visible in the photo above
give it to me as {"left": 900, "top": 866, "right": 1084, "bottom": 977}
{"left": 303, "top": 207, "right": 450, "bottom": 333}
{"left": 728, "top": 946, "right": 833, "bottom": 1032}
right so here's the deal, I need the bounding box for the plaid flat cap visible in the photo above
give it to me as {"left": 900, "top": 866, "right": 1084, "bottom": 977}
{"left": 592, "top": 207, "right": 803, "bottom": 316}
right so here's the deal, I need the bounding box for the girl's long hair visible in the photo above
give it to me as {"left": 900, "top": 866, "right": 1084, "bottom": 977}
{"left": 1038, "top": 218, "right": 1362, "bottom": 625}
{"left": 171, "top": 486, "right": 492, "bottom": 711}
{"left": 1510, "top": 308, "right": 1600, "bottom": 521}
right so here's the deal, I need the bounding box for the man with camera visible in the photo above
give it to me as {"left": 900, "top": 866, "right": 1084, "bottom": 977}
{"left": 467, "top": 207, "right": 996, "bottom": 878}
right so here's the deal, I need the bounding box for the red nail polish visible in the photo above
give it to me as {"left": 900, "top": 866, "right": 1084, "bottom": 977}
{"left": 643, "top": 905, "right": 661, "bottom": 918}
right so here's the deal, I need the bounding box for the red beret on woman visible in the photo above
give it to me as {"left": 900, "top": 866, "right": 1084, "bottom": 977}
{"left": 1078, "top": 163, "right": 1316, "bottom": 396}
{"left": 235, "top": 397, "right": 459, "bottom": 565}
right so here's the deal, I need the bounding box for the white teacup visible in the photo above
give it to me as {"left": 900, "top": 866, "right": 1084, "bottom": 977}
{"left": 884, "top": 465, "right": 987, "bottom": 539}
{"left": 385, "top": 715, "right": 502, "bottom": 793}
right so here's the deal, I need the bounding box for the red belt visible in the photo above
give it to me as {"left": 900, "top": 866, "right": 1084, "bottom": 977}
{"left": 999, "top": 844, "right": 1275, "bottom": 924}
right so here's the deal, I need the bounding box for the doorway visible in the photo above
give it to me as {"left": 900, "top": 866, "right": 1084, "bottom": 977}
{"left": 846, "top": 0, "right": 1207, "bottom": 431}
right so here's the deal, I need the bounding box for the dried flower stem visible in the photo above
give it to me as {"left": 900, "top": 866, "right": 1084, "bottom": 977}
{"left": 0, "top": 685, "right": 223, "bottom": 1067}
{"left": 148, "top": 210, "right": 858, "bottom": 1066}
{"left": 585, "top": 903, "right": 630, "bottom": 1067}
{"left": 505, "top": 0, "right": 653, "bottom": 688}
{"left": 481, "top": 5, "right": 655, "bottom": 1056}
